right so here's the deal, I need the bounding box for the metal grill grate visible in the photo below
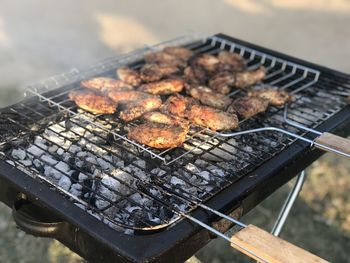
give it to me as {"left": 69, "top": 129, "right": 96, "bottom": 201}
{"left": 1, "top": 34, "right": 349, "bottom": 234}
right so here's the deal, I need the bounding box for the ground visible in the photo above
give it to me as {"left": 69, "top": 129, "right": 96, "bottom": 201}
{"left": 0, "top": 1, "right": 350, "bottom": 262}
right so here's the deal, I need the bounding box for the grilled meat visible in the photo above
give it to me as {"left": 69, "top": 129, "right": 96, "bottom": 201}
{"left": 208, "top": 72, "right": 235, "bottom": 94}
{"left": 139, "top": 79, "right": 184, "bottom": 95}
{"left": 144, "top": 51, "right": 186, "bottom": 68}
{"left": 228, "top": 97, "right": 268, "bottom": 119}
{"left": 186, "top": 85, "right": 232, "bottom": 110}
{"left": 119, "top": 96, "right": 162, "bottom": 122}
{"left": 107, "top": 90, "right": 149, "bottom": 104}
{"left": 161, "top": 94, "right": 198, "bottom": 117}
{"left": 192, "top": 54, "right": 220, "bottom": 73}
{"left": 81, "top": 77, "right": 133, "bottom": 93}
{"left": 234, "top": 66, "right": 266, "bottom": 88}
{"left": 128, "top": 122, "right": 188, "bottom": 149}
{"left": 217, "top": 51, "right": 246, "bottom": 72}
{"left": 184, "top": 66, "right": 201, "bottom": 85}
{"left": 248, "top": 87, "right": 292, "bottom": 106}
{"left": 116, "top": 67, "right": 141, "bottom": 87}
{"left": 163, "top": 46, "right": 193, "bottom": 60}
{"left": 140, "top": 63, "right": 179, "bottom": 82}
{"left": 187, "top": 104, "right": 239, "bottom": 131}
{"left": 69, "top": 90, "right": 116, "bottom": 114}
{"left": 142, "top": 111, "right": 189, "bottom": 129}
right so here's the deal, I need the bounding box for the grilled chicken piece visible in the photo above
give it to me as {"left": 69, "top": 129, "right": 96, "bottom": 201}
{"left": 119, "top": 96, "right": 162, "bottom": 122}
{"left": 163, "top": 46, "right": 193, "bottom": 60}
{"left": 107, "top": 90, "right": 149, "bottom": 104}
{"left": 208, "top": 72, "right": 235, "bottom": 94}
{"left": 192, "top": 54, "right": 220, "bottom": 73}
{"left": 217, "top": 51, "right": 246, "bottom": 72}
{"left": 186, "top": 85, "right": 232, "bottom": 110}
{"left": 187, "top": 105, "right": 239, "bottom": 131}
{"left": 142, "top": 111, "right": 189, "bottom": 129}
{"left": 69, "top": 90, "right": 116, "bottom": 114}
{"left": 248, "top": 88, "right": 292, "bottom": 106}
{"left": 140, "top": 63, "right": 179, "bottom": 82}
{"left": 144, "top": 51, "right": 186, "bottom": 68}
{"left": 139, "top": 79, "right": 185, "bottom": 95}
{"left": 116, "top": 67, "right": 141, "bottom": 87}
{"left": 184, "top": 66, "right": 201, "bottom": 85}
{"left": 81, "top": 77, "right": 133, "bottom": 93}
{"left": 161, "top": 94, "right": 198, "bottom": 117}
{"left": 235, "top": 66, "right": 266, "bottom": 88}
{"left": 228, "top": 97, "right": 268, "bottom": 119}
{"left": 128, "top": 122, "right": 188, "bottom": 149}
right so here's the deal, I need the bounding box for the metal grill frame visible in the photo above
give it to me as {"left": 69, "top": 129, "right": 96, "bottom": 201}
{"left": 0, "top": 33, "right": 350, "bottom": 262}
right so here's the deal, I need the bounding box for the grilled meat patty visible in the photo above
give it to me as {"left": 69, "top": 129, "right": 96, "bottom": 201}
{"left": 107, "top": 90, "right": 149, "bottom": 104}
{"left": 186, "top": 85, "right": 232, "bottom": 110}
{"left": 69, "top": 90, "right": 116, "bottom": 114}
{"left": 208, "top": 71, "right": 235, "bottom": 95}
{"left": 193, "top": 54, "right": 220, "bottom": 73}
{"left": 128, "top": 122, "right": 188, "bottom": 149}
{"left": 228, "top": 97, "right": 269, "bottom": 119}
{"left": 248, "top": 88, "right": 292, "bottom": 106}
{"left": 187, "top": 104, "right": 239, "bottom": 131}
{"left": 235, "top": 66, "right": 266, "bottom": 88}
{"left": 119, "top": 96, "right": 162, "bottom": 121}
{"left": 163, "top": 46, "right": 193, "bottom": 60}
{"left": 144, "top": 51, "right": 186, "bottom": 68}
{"left": 217, "top": 51, "right": 246, "bottom": 72}
{"left": 139, "top": 79, "right": 185, "bottom": 95}
{"left": 81, "top": 77, "right": 133, "bottom": 93}
{"left": 140, "top": 63, "right": 179, "bottom": 82}
{"left": 161, "top": 95, "right": 198, "bottom": 117}
{"left": 142, "top": 111, "right": 189, "bottom": 129}
{"left": 116, "top": 67, "right": 141, "bottom": 86}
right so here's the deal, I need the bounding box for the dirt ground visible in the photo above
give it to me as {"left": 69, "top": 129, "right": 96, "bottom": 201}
{"left": 0, "top": 1, "right": 350, "bottom": 262}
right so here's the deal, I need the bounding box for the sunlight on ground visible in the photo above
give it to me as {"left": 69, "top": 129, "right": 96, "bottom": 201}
{"left": 0, "top": 17, "right": 11, "bottom": 46}
{"left": 224, "top": 0, "right": 350, "bottom": 14}
{"left": 48, "top": 240, "right": 82, "bottom": 263}
{"left": 94, "top": 13, "right": 158, "bottom": 53}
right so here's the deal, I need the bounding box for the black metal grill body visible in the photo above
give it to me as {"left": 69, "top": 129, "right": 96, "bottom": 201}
{"left": 0, "top": 33, "right": 350, "bottom": 262}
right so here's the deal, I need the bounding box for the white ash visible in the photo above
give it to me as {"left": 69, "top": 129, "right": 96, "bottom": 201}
{"left": 19, "top": 159, "right": 32, "bottom": 166}
{"left": 12, "top": 149, "right": 26, "bottom": 160}
{"left": 27, "top": 145, "right": 45, "bottom": 157}
{"left": 40, "top": 154, "right": 58, "bottom": 166}
{"left": 58, "top": 175, "right": 72, "bottom": 191}
{"left": 170, "top": 177, "right": 186, "bottom": 186}
{"left": 196, "top": 171, "right": 210, "bottom": 182}
{"left": 151, "top": 168, "right": 167, "bottom": 177}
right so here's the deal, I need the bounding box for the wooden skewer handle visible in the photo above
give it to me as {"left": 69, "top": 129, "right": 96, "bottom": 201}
{"left": 231, "top": 224, "right": 328, "bottom": 263}
{"left": 314, "top": 132, "right": 350, "bottom": 157}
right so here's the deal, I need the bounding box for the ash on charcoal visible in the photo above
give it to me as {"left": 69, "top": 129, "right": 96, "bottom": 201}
{"left": 170, "top": 177, "right": 186, "bottom": 186}
{"left": 19, "top": 159, "right": 32, "bottom": 166}
{"left": 97, "top": 157, "right": 112, "bottom": 171}
{"left": 150, "top": 168, "right": 167, "bottom": 177}
{"left": 196, "top": 171, "right": 210, "bottom": 182}
{"left": 12, "top": 149, "right": 26, "bottom": 160}
{"left": 58, "top": 175, "right": 72, "bottom": 191}
{"left": 78, "top": 172, "right": 89, "bottom": 182}
{"left": 27, "top": 145, "right": 44, "bottom": 157}
{"left": 41, "top": 154, "right": 58, "bottom": 166}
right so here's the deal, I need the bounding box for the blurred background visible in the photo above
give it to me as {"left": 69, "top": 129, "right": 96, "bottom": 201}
{"left": 0, "top": 0, "right": 350, "bottom": 262}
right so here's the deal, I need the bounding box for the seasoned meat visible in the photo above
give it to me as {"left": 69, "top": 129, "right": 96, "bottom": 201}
{"left": 161, "top": 94, "right": 198, "bottom": 117}
{"left": 234, "top": 66, "right": 266, "bottom": 88}
{"left": 192, "top": 54, "right": 220, "bottom": 73}
{"left": 187, "top": 104, "right": 239, "bottom": 131}
{"left": 107, "top": 90, "right": 149, "bottom": 104}
{"left": 128, "top": 122, "right": 188, "bottom": 149}
{"left": 119, "top": 96, "right": 162, "bottom": 122}
{"left": 186, "top": 85, "right": 232, "bottom": 110}
{"left": 140, "top": 63, "right": 179, "bottom": 82}
{"left": 139, "top": 79, "right": 184, "bottom": 95}
{"left": 116, "top": 67, "right": 141, "bottom": 86}
{"left": 184, "top": 66, "right": 201, "bottom": 85}
{"left": 142, "top": 111, "right": 189, "bottom": 129}
{"left": 163, "top": 46, "right": 193, "bottom": 60}
{"left": 228, "top": 97, "right": 268, "bottom": 119}
{"left": 248, "top": 87, "right": 292, "bottom": 106}
{"left": 144, "top": 51, "right": 186, "bottom": 68}
{"left": 81, "top": 77, "right": 133, "bottom": 92}
{"left": 69, "top": 90, "right": 116, "bottom": 114}
{"left": 217, "top": 51, "right": 246, "bottom": 72}
{"left": 208, "top": 72, "right": 235, "bottom": 94}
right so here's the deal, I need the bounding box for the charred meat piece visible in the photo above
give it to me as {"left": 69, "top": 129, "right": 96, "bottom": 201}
{"left": 119, "top": 96, "right": 162, "bottom": 122}
{"left": 184, "top": 66, "right": 201, "bottom": 85}
{"left": 144, "top": 51, "right": 186, "bottom": 68}
{"left": 142, "top": 111, "right": 189, "bottom": 129}
{"left": 187, "top": 104, "right": 239, "bottom": 131}
{"left": 234, "top": 66, "right": 266, "bottom": 88}
{"left": 139, "top": 79, "right": 184, "bottom": 95}
{"left": 140, "top": 63, "right": 179, "bottom": 82}
{"left": 128, "top": 122, "right": 188, "bottom": 149}
{"left": 69, "top": 90, "right": 116, "bottom": 114}
{"left": 107, "top": 90, "right": 149, "bottom": 104}
{"left": 248, "top": 88, "right": 293, "bottom": 106}
{"left": 187, "top": 85, "right": 232, "bottom": 110}
{"left": 192, "top": 54, "right": 220, "bottom": 73}
{"left": 161, "top": 94, "right": 198, "bottom": 117}
{"left": 209, "top": 71, "right": 235, "bottom": 94}
{"left": 81, "top": 77, "right": 133, "bottom": 93}
{"left": 116, "top": 67, "right": 141, "bottom": 87}
{"left": 217, "top": 51, "right": 246, "bottom": 72}
{"left": 228, "top": 97, "right": 269, "bottom": 119}
{"left": 163, "top": 46, "right": 193, "bottom": 60}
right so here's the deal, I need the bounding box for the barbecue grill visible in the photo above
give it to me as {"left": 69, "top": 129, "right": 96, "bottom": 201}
{"left": 0, "top": 33, "right": 349, "bottom": 262}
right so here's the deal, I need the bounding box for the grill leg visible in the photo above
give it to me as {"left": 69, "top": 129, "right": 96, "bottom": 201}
{"left": 271, "top": 170, "right": 306, "bottom": 236}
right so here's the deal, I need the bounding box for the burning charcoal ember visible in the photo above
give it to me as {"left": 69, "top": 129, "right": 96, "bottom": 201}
{"left": 97, "top": 158, "right": 112, "bottom": 171}
{"left": 125, "top": 165, "right": 148, "bottom": 182}
{"left": 27, "top": 145, "right": 45, "bottom": 157}
{"left": 11, "top": 149, "right": 26, "bottom": 160}
{"left": 19, "top": 159, "right": 32, "bottom": 166}
{"left": 6, "top": 160, "right": 15, "bottom": 166}
{"left": 78, "top": 172, "right": 89, "bottom": 182}
{"left": 68, "top": 145, "right": 82, "bottom": 154}
{"left": 56, "top": 148, "right": 64, "bottom": 155}
{"left": 170, "top": 177, "right": 186, "bottom": 186}
{"left": 196, "top": 171, "right": 210, "bottom": 182}
{"left": 41, "top": 154, "right": 58, "bottom": 166}
{"left": 44, "top": 166, "right": 61, "bottom": 180}
{"left": 55, "top": 161, "right": 72, "bottom": 174}
{"left": 48, "top": 145, "right": 58, "bottom": 153}
{"left": 150, "top": 168, "right": 167, "bottom": 177}
{"left": 58, "top": 175, "right": 72, "bottom": 191}
{"left": 207, "top": 166, "right": 226, "bottom": 177}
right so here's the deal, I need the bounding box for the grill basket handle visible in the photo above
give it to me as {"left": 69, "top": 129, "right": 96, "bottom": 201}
{"left": 231, "top": 224, "right": 328, "bottom": 263}
{"left": 314, "top": 132, "right": 350, "bottom": 158}
{"left": 12, "top": 197, "right": 66, "bottom": 238}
